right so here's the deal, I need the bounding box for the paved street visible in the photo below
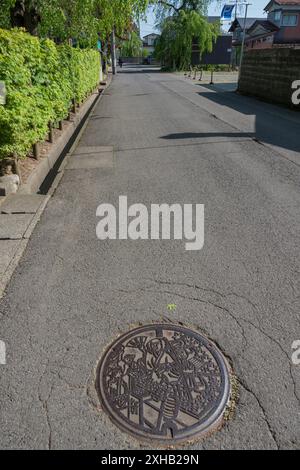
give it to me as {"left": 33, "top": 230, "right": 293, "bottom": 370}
{"left": 0, "top": 65, "right": 299, "bottom": 449}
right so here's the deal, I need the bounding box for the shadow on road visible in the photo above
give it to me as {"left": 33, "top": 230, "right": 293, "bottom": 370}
{"left": 161, "top": 132, "right": 253, "bottom": 140}
{"left": 192, "top": 86, "right": 300, "bottom": 156}
{"left": 117, "top": 66, "right": 300, "bottom": 159}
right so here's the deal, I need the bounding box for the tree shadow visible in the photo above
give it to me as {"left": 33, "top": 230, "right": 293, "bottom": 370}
{"left": 162, "top": 132, "right": 253, "bottom": 139}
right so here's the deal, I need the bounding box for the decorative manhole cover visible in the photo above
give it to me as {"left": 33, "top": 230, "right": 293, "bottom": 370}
{"left": 97, "top": 324, "right": 231, "bottom": 444}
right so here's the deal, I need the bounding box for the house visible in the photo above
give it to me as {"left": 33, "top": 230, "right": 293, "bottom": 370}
{"left": 142, "top": 33, "right": 160, "bottom": 56}
{"left": 229, "top": 18, "right": 265, "bottom": 63}
{"left": 265, "top": 0, "right": 300, "bottom": 44}
{"left": 229, "top": 17, "right": 266, "bottom": 45}
{"left": 229, "top": 0, "right": 300, "bottom": 53}
{"left": 244, "top": 0, "right": 300, "bottom": 48}
{"left": 244, "top": 20, "right": 279, "bottom": 49}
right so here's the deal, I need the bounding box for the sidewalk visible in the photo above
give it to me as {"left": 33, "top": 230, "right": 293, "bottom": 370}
{"left": 177, "top": 71, "right": 238, "bottom": 91}
{"left": 0, "top": 195, "right": 49, "bottom": 297}
{"left": 0, "top": 76, "right": 111, "bottom": 299}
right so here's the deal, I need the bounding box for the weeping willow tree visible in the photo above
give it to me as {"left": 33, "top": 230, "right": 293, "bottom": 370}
{"left": 154, "top": 9, "right": 219, "bottom": 70}
{"left": 120, "top": 31, "right": 143, "bottom": 57}
{"left": 153, "top": 0, "right": 211, "bottom": 20}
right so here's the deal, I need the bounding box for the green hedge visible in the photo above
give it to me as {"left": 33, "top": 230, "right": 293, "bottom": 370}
{"left": 0, "top": 28, "right": 100, "bottom": 160}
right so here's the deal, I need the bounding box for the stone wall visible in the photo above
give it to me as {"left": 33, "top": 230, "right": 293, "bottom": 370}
{"left": 238, "top": 48, "right": 300, "bottom": 108}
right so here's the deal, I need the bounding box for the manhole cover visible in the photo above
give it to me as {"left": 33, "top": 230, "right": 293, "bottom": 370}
{"left": 97, "top": 324, "right": 231, "bottom": 444}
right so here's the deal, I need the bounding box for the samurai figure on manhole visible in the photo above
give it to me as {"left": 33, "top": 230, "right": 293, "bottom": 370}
{"left": 97, "top": 324, "right": 231, "bottom": 443}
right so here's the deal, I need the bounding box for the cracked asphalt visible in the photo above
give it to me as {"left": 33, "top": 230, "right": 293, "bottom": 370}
{"left": 0, "top": 66, "right": 300, "bottom": 450}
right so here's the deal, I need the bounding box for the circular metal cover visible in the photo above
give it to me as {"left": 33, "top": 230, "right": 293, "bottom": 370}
{"left": 97, "top": 324, "right": 231, "bottom": 443}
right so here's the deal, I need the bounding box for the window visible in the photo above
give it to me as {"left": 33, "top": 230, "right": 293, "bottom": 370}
{"left": 282, "top": 14, "right": 298, "bottom": 26}
{"left": 274, "top": 11, "right": 281, "bottom": 21}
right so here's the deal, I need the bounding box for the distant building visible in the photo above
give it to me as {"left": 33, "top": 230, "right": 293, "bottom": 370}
{"left": 207, "top": 16, "right": 221, "bottom": 24}
{"left": 264, "top": 0, "right": 300, "bottom": 44}
{"left": 142, "top": 33, "right": 160, "bottom": 56}
{"left": 229, "top": 17, "right": 266, "bottom": 45}
{"left": 229, "top": 0, "right": 300, "bottom": 56}
{"left": 228, "top": 17, "right": 265, "bottom": 64}
{"left": 191, "top": 16, "right": 232, "bottom": 66}
{"left": 243, "top": 20, "right": 280, "bottom": 49}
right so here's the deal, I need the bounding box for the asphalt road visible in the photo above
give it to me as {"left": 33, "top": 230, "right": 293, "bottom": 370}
{"left": 0, "top": 66, "right": 300, "bottom": 450}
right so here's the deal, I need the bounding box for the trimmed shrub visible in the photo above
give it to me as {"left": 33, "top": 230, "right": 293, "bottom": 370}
{"left": 0, "top": 28, "right": 100, "bottom": 161}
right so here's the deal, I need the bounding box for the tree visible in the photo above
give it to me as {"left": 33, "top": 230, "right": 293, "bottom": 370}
{"left": 10, "top": 1, "right": 41, "bottom": 35}
{"left": 0, "top": 0, "right": 149, "bottom": 45}
{"left": 154, "top": 8, "right": 219, "bottom": 70}
{"left": 152, "top": 0, "right": 211, "bottom": 21}
{"left": 120, "top": 31, "right": 143, "bottom": 57}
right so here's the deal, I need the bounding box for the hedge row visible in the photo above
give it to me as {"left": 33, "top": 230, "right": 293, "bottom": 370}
{"left": 0, "top": 28, "right": 101, "bottom": 160}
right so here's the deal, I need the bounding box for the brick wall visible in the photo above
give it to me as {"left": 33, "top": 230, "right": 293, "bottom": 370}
{"left": 238, "top": 48, "right": 300, "bottom": 108}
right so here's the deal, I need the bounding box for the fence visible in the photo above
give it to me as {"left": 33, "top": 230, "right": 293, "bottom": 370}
{"left": 238, "top": 48, "right": 300, "bottom": 108}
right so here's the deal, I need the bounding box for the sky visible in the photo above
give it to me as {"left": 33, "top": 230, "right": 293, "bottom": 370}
{"left": 140, "top": 0, "right": 268, "bottom": 37}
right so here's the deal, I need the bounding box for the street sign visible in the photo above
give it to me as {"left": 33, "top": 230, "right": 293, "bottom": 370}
{"left": 221, "top": 5, "right": 235, "bottom": 20}
{"left": 0, "top": 81, "right": 6, "bottom": 105}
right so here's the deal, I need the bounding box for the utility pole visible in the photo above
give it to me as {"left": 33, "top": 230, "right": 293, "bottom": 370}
{"left": 238, "top": 3, "right": 251, "bottom": 80}
{"left": 234, "top": 0, "right": 238, "bottom": 19}
{"left": 111, "top": 27, "right": 117, "bottom": 75}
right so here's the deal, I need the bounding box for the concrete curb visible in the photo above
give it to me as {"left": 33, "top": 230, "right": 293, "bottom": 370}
{"left": 0, "top": 74, "right": 113, "bottom": 299}
{"left": 47, "top": 75, "right": 112, "bottom": 196}
{"left": 19, "top": 90, "right": 101, "bottom": 195}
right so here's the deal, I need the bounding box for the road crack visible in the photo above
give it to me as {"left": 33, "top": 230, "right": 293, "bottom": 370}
{"left": 149, "top": 278, "right": 300, "bottom": 407}
{"left": 37, "top": 362, "right": 54, "bottom": 450}
{"left": 238, "top": 378, "right": 279, "bottom": 449}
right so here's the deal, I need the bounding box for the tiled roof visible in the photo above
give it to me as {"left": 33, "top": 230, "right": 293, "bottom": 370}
{"left": 273, "top": 0, "right": 300, "bottom": 4}
{"left": 142, "top": 33, "right": 160, "bottom": 39}
{"left": 228, "top": 17, "right": 265, "bottom": 32}
{"left": 247, "top": 20, "right": 280, "bottom": 33}
{"left": 265, "top": 0, "right": 300, "bottom": 10}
